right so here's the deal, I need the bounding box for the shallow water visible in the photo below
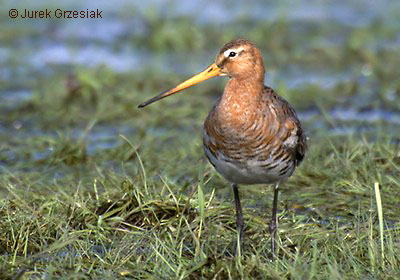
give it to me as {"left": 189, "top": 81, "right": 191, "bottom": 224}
{"left": 2, "top": 0, "right": 400, "bottom": 73}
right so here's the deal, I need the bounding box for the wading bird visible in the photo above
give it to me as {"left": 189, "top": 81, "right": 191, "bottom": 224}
{"left": 138, "top": 39, "right": 307, "bottom": 258}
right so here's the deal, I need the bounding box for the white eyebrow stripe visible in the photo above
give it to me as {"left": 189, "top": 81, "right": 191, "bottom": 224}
{"left": 223, "top": 47, "right": 245, "bottom": 58}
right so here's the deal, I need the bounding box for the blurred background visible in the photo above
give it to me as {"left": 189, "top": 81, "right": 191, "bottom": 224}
{"left": 1, "top": 0, "right": 400, "bottom": 190}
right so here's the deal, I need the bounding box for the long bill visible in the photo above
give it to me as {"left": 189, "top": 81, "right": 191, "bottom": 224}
{"left": 138, "top": 63, "right": 222, "bottom": 108}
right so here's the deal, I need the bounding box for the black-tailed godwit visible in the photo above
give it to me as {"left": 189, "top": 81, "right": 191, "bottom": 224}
{"left": 139, "top": 39, "right": 307, "bottom": 258}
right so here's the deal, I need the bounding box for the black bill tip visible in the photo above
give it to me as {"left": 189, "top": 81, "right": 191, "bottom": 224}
{"left": 138, "top": 89, "right": 172, "bottom": 109}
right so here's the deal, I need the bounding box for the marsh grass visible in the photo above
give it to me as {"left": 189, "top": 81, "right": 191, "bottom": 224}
{"left": 1, "top": 133, "right": 400, "bottom": 279}
{"left": 1, "top": 63, "right": 400, "bottom": 278}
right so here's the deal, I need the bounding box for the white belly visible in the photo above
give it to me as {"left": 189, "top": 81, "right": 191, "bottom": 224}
{"left": 203, "top": 143, "right": 293, "bottom": 185}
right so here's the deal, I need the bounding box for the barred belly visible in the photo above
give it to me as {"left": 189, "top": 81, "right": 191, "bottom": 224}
{"left": 202, "top": 129, "right": 295, "bottom": 185}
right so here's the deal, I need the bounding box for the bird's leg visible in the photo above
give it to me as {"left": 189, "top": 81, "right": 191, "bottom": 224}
{"left": 232, "top": 183, "right": 244, "bottom": 255}
{"left": 269, "top": 182, "right": 279, "bottom": 260}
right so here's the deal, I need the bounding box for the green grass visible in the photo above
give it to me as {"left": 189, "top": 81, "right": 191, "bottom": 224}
{"left": 1, "top": 67, "right": 400, "bottom": 279}
{"left": 1, "top": 64, "right": 400, "bottom": 280}
{"left": 0, "top": 135, "right": 400, "bottom": 279}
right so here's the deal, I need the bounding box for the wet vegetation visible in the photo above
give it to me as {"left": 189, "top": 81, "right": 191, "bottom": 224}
{"left": 1, "top": 0, "right": 400, "bottom": 278}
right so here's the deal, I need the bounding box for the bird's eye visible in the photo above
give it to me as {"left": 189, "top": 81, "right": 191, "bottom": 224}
{"left": 229, "top": 51, "right": 237, "bottom": 58}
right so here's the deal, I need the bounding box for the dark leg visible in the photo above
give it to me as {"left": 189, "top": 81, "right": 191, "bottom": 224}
{"left": 269, "top": 183, "right": 279, "bottom": 260}
{"left": 232, "top": 183, "right": 244, "bottom": 254}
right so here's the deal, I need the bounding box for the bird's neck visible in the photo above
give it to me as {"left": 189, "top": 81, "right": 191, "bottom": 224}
{"left": 221, "top": 75, "right": 264, "bottom": 107}
{"left": 216, "top": 76, "right": 265, "bottom": 126}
